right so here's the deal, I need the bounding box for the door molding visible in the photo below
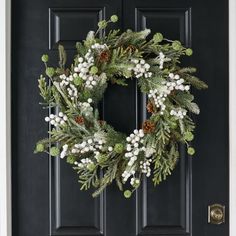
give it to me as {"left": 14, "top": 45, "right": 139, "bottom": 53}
{"left": 229, "top": 0, "right": 236, "bottom": 235}
{"left": 0, "top": 0, "right": 234, "bottom": 235}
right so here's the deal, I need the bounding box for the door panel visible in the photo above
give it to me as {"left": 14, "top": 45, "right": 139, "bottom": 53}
{"left": 123, "top": 2, "right": 192, "bottom": 235}
{"left": 134, "top": 8, "right": 191, "bottom": 47}
{"left": 50, "top": 158, "right": 105, "bottom": 235}
{"left": 49, "top": 8, "right": 105, "bottom": 50}
{"left": 12, "top": 0, "right": 229, "bottom": 236}
{"left": 47, "top": 6, "right": 109, "bottom": 236}
{"left": 12, "top": 1, "right": 121, "bottom": 236}
{"left": 123, "top": 0, "right": 228, "bottom": 236}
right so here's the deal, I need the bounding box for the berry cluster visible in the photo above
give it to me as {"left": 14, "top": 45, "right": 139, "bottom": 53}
{"left": 78, "top": 98, "right": 93, "bottom": 116}
{"left": 170, "top": 108, "right": 187, "bottom": 119}
{"left": 74, "top": 50, "right": 96, "bottom": 89}
{"left": 60, "top": 144, "right": 68, "bottom": 159}
{"left": 74, "top": 53, "right": 94, "bottom": 79}
{"left": 140, "top": 159, "right": 152, "bottom": 177}
{"left": 148, "top": 89, "right": 167, "bottom": 115}
{"left": 129, "top": 59, "right": 152, "bottom": 78}
{"left": 148, "top": 73, "right": 190, "bottom": 115}
{"left": 125, "top": 129, "right": 145, "bottom": 165}
{"left": 122, "top": 169, "right": 135, "bottom": 183}
{"left": 75, "top": 158, "right": 94, "bottom": 168}
{"left": 144, "top": 147, "right": 156, "bottom": 158}
{"left": 67, "top": 84, "right": 78, "bottom": 100}
{"left": 91, "top": 43, "right": 108, "bottom": 51}
{"left": 130, "top": 177, "right": 140, "bottom": 187}
{"left": 71, "top": 135, "right": 106, "bottom": 156}
{"left": 166, "top": 73, "right": 190, "bottom": 91}
{"left": 122, "top": 129, "right": 145, "bottom": 182}
{"left": 73, "top": 44, "right": 108, "bottom": 89}
{"left": 85, "top": 74, "right": 100, "bottom": 89}
{"left": 45, "top": 112, "right": 68, "bottom": 126}
{"left": 59, "top": 74, "right": 73, "bottom": 87}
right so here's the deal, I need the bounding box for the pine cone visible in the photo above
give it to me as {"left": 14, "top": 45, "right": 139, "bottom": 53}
{"left": 98, "top": 50, "right": 110, "bottom": 62}
{"left": 142, "top": 120, "right": 155, "bottom": 134}
{"left": 75, "top": 116, "right": 84, "bottom": 125}
{"left": 146, "top": 101, "right": 155, "bottom": 113}
{"left": 126, "top": 45, "right": 136, "bottom": 52}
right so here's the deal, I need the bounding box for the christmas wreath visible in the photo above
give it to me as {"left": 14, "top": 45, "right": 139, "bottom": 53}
{"left": 35, "top": 15, "right": 207, "bottom": 198}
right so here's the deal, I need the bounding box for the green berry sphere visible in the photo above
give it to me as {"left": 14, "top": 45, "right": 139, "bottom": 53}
{"left": 90, "top": 66, "right": 98, "bottom": 75}
{"left": 187, "top": 147, "right": 195, "bottom": 155}
{"left": 83, "top": 90, "right": 91, "bottom": 100}
{"left": 35, "top": 143, "right": 44, "bottom": 152}
{"left": 172, "top": 40, "right": 182, "bottom": 50}
{"left": 50, "top": 147, "right": 60, "bottom": 157}
{"left": 114, "top": 143, "right": 124, "bottom": 154}
{"left": 153, "top": 32, "right": 163, "bottom": 43}
{"left": 66, "top": 155, "right": 76, "bottom": 164}
{"left": 97, "top": 154, "right": 108, "bottom": 163}
{"left": 184, "top": 131, "right": 194, "bottom": 141}
{"left": 185, "top": 48, "right": 193, "bottom": 56}
{"left": 124, "top": 190, "right": 132, "bottom": 198}
{"left": 74, "top": 76, "right": 83, "bottom": 86}
{"left": 110, "top": 15, "right": 118, "bottom": 23}
{"left": 41, "top": 54, "right": 49, "bottom": 63}
{"left": 98, "top": 20, "right": 107, "bottom": 29}
{"left": 46, "top": 67, "right": 55, "bottom": 77}
{"left": 87, "top": 163, "right": 96, "bottom": 172}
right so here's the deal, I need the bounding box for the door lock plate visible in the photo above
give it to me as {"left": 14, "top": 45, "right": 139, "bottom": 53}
{"left": 208, "top": 204, "right": 225, "bottom": 225}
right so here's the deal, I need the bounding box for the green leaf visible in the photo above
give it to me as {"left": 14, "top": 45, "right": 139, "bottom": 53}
{"left": 186, "top": 102, "right": 200, "bottom": 114}
{"left": 185, "top": 75, "right": 208, "bottom": 90}
{"left": 110, "top": 78, "right": 128, "bottom": 86}
{"left": 76, "top": 42, "right": 87, "bottom": 55}
{"left": 174, "top": 92, "right": 200, "bottom": 114}
{"left": 58, "top": 44, "right": 67, "bottom": 68}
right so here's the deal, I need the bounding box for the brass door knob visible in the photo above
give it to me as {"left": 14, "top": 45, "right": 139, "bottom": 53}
{"left": 208, "top": 204, "right": 225, "bottom": 224}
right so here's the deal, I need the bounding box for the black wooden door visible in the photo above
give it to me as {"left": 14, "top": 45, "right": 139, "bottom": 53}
{"left": 12, "top": 0, "right": 229, "bottom": 236}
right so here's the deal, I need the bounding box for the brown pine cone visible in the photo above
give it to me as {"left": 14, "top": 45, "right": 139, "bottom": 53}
{"left": 98, "top": 50, "right": 110, "bottom": 62}
{"left": 75, "top": 116, "right": 84, "bottom": 125}
{"left": 146, "top": 101, "right": 155, "bottom": 113}
{"left": 142, "top": 120, "right": 156, "bottom": 134}
{"left": 65, "top": 68, "right": 71, "bottom": 77}
{"left": 126, "top": 45, "right": 136, "bottom": 52}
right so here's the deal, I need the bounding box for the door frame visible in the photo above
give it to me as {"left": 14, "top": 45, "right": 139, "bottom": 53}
{"left": 0, "top": 0, "right": 234, "bottom": 235}
{"left": 229, "top": 0, "right": 236, "bottom": 234}
{"left": 0, "top": 0, "right": 11, "bottom": 236}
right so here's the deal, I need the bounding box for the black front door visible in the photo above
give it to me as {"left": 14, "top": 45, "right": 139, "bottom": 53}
{"left": 12, "top": 0, "right": 229, "bottom": 236}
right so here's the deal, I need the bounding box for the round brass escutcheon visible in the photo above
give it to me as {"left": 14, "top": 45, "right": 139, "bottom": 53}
{"left": 210, "top": 208, "right": 224, "bottom": 221}
{"left": 208, "top": 204, "right": 225, "bottom": 224}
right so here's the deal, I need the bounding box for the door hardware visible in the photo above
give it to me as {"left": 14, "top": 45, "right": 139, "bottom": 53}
{"left": 208, "top": 204, "right": 225, "bottom": 224}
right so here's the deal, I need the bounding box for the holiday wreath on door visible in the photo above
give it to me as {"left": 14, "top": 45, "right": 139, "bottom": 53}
{"left": 34, "top": 15, "right": 207, "bottom": 198}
